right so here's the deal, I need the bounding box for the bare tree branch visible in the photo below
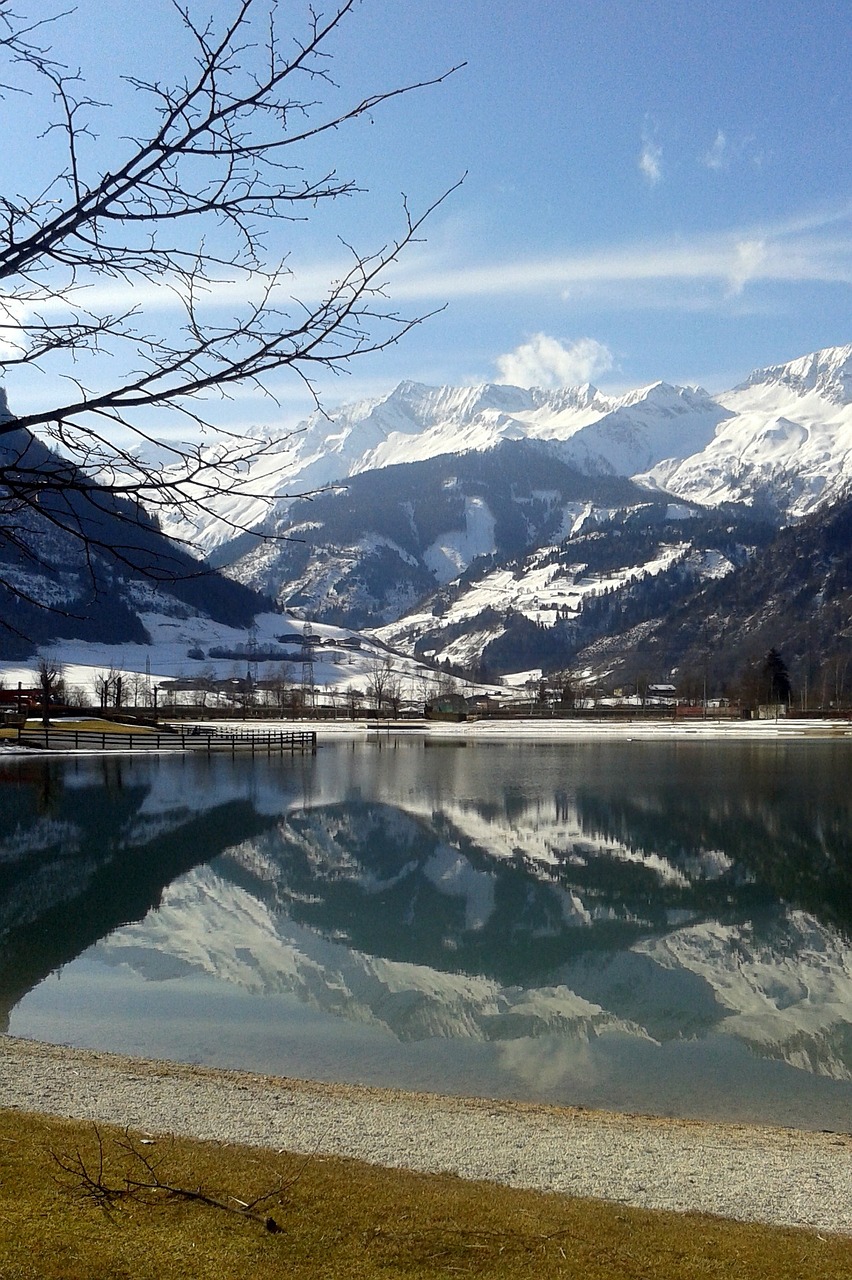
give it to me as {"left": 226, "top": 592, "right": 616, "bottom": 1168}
{"left": 0, "top": 0, "right": 463, "bottom": 602}
{"left": 50, "top": 1124, "right": 304, "bottom": 1232}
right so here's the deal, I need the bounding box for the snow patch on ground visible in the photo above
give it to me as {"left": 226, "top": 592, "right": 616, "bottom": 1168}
{"left": 423, "top": 497, "right": 496, "bottom": 584}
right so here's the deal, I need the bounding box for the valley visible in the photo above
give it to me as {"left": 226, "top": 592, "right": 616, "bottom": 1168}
{"left": 2, "top": 345, "right": 851, "bottom": 707}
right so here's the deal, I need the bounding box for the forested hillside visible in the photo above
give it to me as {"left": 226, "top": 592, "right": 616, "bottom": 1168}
{"left": 570, "top": 494, "right": 852, "bottom": 702}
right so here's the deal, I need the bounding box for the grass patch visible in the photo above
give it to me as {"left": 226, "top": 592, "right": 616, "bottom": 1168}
{"left": 1, "top": 1110, "right": 850, "bottom": 1279}
{"left": 24, "top": 718, "right": 155, "bottom": 735}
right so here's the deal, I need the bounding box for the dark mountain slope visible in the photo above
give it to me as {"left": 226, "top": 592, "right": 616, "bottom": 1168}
{"left": 0, "top": 429, "right": 271, "bottom": 658}
{"left": 572, "top": 493, "right": 852, "bottom": 698}
{"left": 216, "top": 439, "right": 671, "bottom": 629}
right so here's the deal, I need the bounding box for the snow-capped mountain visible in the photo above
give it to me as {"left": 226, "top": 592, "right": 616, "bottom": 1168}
{"left": 736, "top": 345, "right": 852, "bottom": 407}
{"left": 8, "top": 734, "right": 852, "bottom": 1110}
{"left": 155, "top": 344, "right": 849, "bottom": 683}
{"left": 642, "top": 345, "right": 852, "bottom": 515}
{"left": 220, "top": 440, "right": 771, "bottom": 672}
{"left": 162, "top": 381, "right": 606, "bottom": 553}
{"left": 554, "top": 381, "right": 730, "bottom": 478}
{"left": 79, "top": 792, "right": 852, "bottom": 1082}
{"left": 92, "top": 862, "right": 644, "bottom": 1047}
{"left": 161, "top": 379, "right": 729, "bottom": 554}
{"left": 162, "top": 346, "right": 850, "bottom": 558}
{"left": 8, "top": 344, "right": 849, "bottom": 683}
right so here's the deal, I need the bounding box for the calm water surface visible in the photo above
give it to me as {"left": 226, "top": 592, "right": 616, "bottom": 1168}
{"left": 4, "top": 738, "right": 852, "bottom": 1130}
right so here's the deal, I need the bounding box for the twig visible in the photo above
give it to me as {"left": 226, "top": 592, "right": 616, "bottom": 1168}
{"left": 51, "top": 1124, "right": 298, "bottom": 1232}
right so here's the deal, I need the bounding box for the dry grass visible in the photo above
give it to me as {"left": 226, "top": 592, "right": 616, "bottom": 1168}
{"left": 41, "top": 717, "right": 156, "bottom": 734}
{"left": 1, "top": 718, "right": 159, "bottom": 742}
{"left": 1, "top": 1110, "right": 850, "bottom": 1279}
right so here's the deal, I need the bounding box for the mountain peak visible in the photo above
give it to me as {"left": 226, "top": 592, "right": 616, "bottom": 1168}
{"left": 382, "top": 380, "right": 537, "bottom": 426}
{"left": 737, "top": 345, "right": 852, "bottom": 406}
{"left": 615, "top": 381, "right": 714, "bottom": 413}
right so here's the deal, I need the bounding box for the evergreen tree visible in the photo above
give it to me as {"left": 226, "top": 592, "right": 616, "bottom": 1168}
{"left": 763, "top": 648, "right": 792, "bottom": 704}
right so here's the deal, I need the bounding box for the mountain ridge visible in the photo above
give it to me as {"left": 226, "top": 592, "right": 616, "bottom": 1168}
{"left": 4, "top": 344, "right": 852, "bottom": 691}
{"left": 197, "top": 344, "right": 850, "bottom": 687}
{"left": 162, "top": 344, "right": 851, "bottom": 556}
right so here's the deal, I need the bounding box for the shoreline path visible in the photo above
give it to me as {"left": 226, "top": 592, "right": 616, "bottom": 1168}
{"left": 3, "top": 1036, "right": 852, "bottom": 1235}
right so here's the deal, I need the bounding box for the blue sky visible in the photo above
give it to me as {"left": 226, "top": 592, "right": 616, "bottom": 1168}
{"left": 330, "top": 0, "right": 851, "bottom": 397}
{"left": 3, "top": 0, "right": 850, "bottom": 432}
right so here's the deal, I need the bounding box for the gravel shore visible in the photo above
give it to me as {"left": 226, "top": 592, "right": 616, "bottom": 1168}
{"left": 3, "top": 1035, "right": 852, "bottom": 1234}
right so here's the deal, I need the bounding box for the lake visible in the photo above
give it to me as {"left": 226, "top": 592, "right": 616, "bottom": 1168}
{"left": 3, "top": 736, "right": 852, "bottom": 1130}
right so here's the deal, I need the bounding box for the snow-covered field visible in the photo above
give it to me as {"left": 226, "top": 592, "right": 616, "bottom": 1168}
{"left": 0, "top": 608, "right": 447, "bottom": 708}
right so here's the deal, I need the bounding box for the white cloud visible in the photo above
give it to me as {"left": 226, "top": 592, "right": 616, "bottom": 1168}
{"left": 701, "top": 131, "right": 772, "bottom": 174}
{"left": 0, "top": 258, "right": 354, "bottom": 324}
{"left": 703, "top": 130, "right": 728, "bottom": 170}
{"left": 727, "top": 238, "right": 768, "bottom": 295}
{"left": 6, "top": 205, "right": 848, "bottom": 337}
{"left": 639, "top": 143, "right": 662, "bottom": 184}
{"left": 639, "top": 124, "right": 662, "bottom": 185}
{"left": 495, "top": 335, "right": 614, "bottom": 389}
{"left": 386, "top": 202, "right": 852, "bottom": 304}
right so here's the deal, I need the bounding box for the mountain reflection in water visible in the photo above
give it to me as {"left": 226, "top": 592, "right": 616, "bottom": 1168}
{"left": 3, "top": 739, "right": 852, "bottom": 1126}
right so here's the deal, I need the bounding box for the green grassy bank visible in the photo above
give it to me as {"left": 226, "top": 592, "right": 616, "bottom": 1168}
{"left": 1, "top": 1110, "right": 850, "bottom": 1279}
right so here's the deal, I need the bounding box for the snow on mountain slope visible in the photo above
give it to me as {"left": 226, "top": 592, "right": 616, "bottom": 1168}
{"left": 737, "top": 346, "right": 852, "bottom": 406}
{"left": 423, "top": 496, "right": 497, "bottom": 584}
{"left": 557, "top": 383, "right": 731, "bottom": 477}
{"left": 388, "top": 783, "right": 707, "bottom": 894}
{"left": 377, "top": 538, "right": 694, "bottom": 669}
{"left": 0, "top": 601, "right": 433, "bottom": 710}
{"left": 160, "top": 379, "right": 725, "bottom": 554}
{"left": 90, "top": 852, "right": 852, "bottom": 1078}
{"left": 160, "top": 382, "right": 604, "bottom": 552}
{"left": 642, "top": 345, "right": 852, "bottom": 515}
{"left": 634, "top": 913, "right": 852, "bottom": 1081}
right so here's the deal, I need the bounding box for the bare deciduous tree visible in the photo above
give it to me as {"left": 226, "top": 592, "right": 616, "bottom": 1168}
{"left": 91, "top": 665, "right": 122, "bottom": 709}
{"left": 0, "top": 0, "right": 461, "bottom": 591}
{"left": 345, "top": 684, "right": 363, "bottom": 719}
{"left": 366, "top": 653, "right": 400, "bottom": 716}
{"left": 37, "top": 654, "right": 63, "bottom": 723}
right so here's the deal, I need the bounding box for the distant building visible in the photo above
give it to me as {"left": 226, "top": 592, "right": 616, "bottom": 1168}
{"left": 425, "top": 692, "right": 468, "bottom": 720}
{"left": 0, "top": 687, "right": 39, "bottom": 709}
{"left": 647, "top": 683, "right": 677, "bottom": 703}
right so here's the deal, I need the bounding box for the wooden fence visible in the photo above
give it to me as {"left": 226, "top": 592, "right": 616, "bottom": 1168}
{"left": 16, "top": 725, "right": 317, "bottom": 755}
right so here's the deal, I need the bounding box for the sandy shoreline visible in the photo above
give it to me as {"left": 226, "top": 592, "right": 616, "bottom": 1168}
{"left": 3, "top": 1035, "right": 852, "bottom": 1235}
